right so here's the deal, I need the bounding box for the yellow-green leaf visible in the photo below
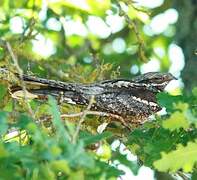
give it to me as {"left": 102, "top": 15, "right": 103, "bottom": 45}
{"left": 192, "top": 87, "right": 197, "bottom": 97}
{"left": 154, "top": 140, "right": 197, "bottom": 172}
{"left": 0, "top": 143, "right": 9, "bottom": 158}
{"left": 162, "top": 111, "right": 190, "bottom": 131}
{"left": 174, "top": 102, "right": 189, "bottom": 111}
{"left": 87, "top": 0, "right": 111, "bottom": 16}
{"left": 50, "top": 145, "right": 62, "bottom": 157}
{"left": 96, "top": 144, "right": 111, "bottom": 160}
{"left": 68, "top": 170, "right": 84, "bottom": 180}
{"left": 50, "top": 160, "right": 70, "bottom": 174}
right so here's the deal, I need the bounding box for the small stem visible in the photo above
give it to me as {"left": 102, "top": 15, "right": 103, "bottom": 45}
{"left": 71, "top": 95, "right": 95, "bottom": 143}
{"left": 61, "top": 110, "right": 131, "bottom": 130}
{"left": 116, "top": 1, "right": 147, "bottom": 62}
{"left": 6, "top": 42, "right": 34, "bottom": 117}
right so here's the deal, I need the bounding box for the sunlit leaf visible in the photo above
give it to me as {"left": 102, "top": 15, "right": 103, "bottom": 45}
{"left": 154, "top": 140, "right": 197, "bottom": 172}
{"left": 162, "top": 111, "right": 190, "bottom": 131}
{"left": 48, "top": 0, "right": 91, "bottom": 15}
{"left": 50, "top": 160, "right": 70, "bottom": 174}
{"left": 68, "top": 170, "right": 84, "bottom": 180}
{"left": 162, "top": 102, "right": 197, "bottom": 131}
{"left": 87, "top": 0, "right": 111, "bottom": 16}
{"left": 97, "top": 144, "right": 112, "bottom": 160}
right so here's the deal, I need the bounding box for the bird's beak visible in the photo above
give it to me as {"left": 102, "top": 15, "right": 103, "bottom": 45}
{"left": 172, "top": 76, "right": 178, "bottom": 80}
{"left": 169, "top": 73, "right": 177, "bottom": 81}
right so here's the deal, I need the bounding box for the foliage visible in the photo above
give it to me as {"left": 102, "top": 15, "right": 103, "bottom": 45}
{"left": 1, "top": 88, "right": 197, "bottom": 179}
{"left": 0, "top": 97, "right": 128, "bottom": 179}
{"left": 154, "top": 141, "right": 197, "bottom": 172}
{"left": 0, "top": 0, "right": 197, "bottom": 179}
{"left": 127, "top": 91, "right": 197, "bottom": 175}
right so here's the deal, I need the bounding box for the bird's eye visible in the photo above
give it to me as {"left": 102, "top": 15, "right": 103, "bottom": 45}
{"left": 151, "top": 77, "right": 162, "bottom": 83}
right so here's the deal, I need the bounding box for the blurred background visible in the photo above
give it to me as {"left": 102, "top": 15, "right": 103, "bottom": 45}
{"left": 1, "top": 0, "right": 196, "bottom": 92}
{"left": 0, "top": 0, "right": 196, "bottom": 179}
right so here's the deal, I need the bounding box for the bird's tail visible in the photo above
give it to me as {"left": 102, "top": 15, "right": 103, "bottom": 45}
{"left": 0, "top": 67, "right": 78, "bottom": 100}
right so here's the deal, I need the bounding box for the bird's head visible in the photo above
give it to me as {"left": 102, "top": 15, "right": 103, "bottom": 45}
{"left": 133, "top": 72, "right": 177, "bottom": 92}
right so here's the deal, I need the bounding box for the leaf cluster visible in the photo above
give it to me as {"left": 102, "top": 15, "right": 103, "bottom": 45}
{"left": 127, "top": 90, "right": 197, "bottom": 176}
{"left": 0, "top": 96, "right": 139, "bottom": 179}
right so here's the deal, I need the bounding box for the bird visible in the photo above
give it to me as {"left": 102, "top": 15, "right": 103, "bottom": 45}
{"left": 0, "top": 68, "right": 176, "bottom": 124}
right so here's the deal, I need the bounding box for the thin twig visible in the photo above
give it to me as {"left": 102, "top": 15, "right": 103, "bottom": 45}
{"left": 117, "top": 2, "right": 147, "bottom": 62}
{"left": 6, "top": 42, "right": 34, "bottom": 117}
{"left": 61, "top": 110, "right": 130, "bottom": 130}
{"left": 61, "top": 111, "right": 122, "bottom": 122}
{"left": 36, "top": 109, "right": 132, "bottom": 131}
{"left": 71, "top": 96, "right": 95, "bottom": 143}
{"left": 125, "top": 0, "right": 151, "bottom": 15}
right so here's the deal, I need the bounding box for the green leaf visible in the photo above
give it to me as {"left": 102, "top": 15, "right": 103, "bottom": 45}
{"left": 17, "top": 113, "right": 32, "bottom": 129}
{"left": 112, "top": 151, "right": 139, "bottom": 175}
{"left": 157, "top": 93, "right": 182, "bottom": 112}
{"left": 50, "top": 160, "right": 70, "bottom": 174}
{"left": 48, "top": 0, "right": 111, "bottom": 16}
{"left": 128, "top": 127, "right": 186, "bottom": 166}
{"left": 192, "top": 171, "right": 197, "bottom": 180}
{"left": 162, "top": 111, "right": 190, "bottom": 131}
{"left": 0, "top": 143, "right": 9, "bottom": 158}
{"left": 185, "top": 109, "right": 197, "bottom": 128}
{"left": 66, "top": 141, "right": 95, "bottom": 168}
{"left": 0, "top": 47, "right": 5, "bottom": 60}
{"left": 192, "top": 87, "right": 197, "bottom": 97}
{"left": 48, "top": 1, "right": 90, "bottom": 15}
{"left": 48, "top": 96, "right": 70, "bottom": 140}
{"left": 162, "top": 102, "right": 197, "bottom": 131}
{"left": 80, "top": 131, "right": 112, "bottom": 146}
{"left": 68, "top": 170, "right": 84, "bottom": 180}
{"left": 87, "top": 0, "right": 111, "bottom": 16}
{"left": 94, "top": 160, "right": 124, "bottom": 179}
{"left": 0, "top": 111, "right": 8, "bottom": 135}
{"left": 0, "top": 84, "right": 7, "bottom": 101}
{"left": 154, "top": 140, "right": 197, "bottom": 172}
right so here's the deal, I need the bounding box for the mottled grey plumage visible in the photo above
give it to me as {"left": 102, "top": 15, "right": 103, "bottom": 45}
{"left": 16, "top": 72, "right": 175, "bottom": 121}
{"left": 0, "top": 67, "right": 175, "bottom": 122}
